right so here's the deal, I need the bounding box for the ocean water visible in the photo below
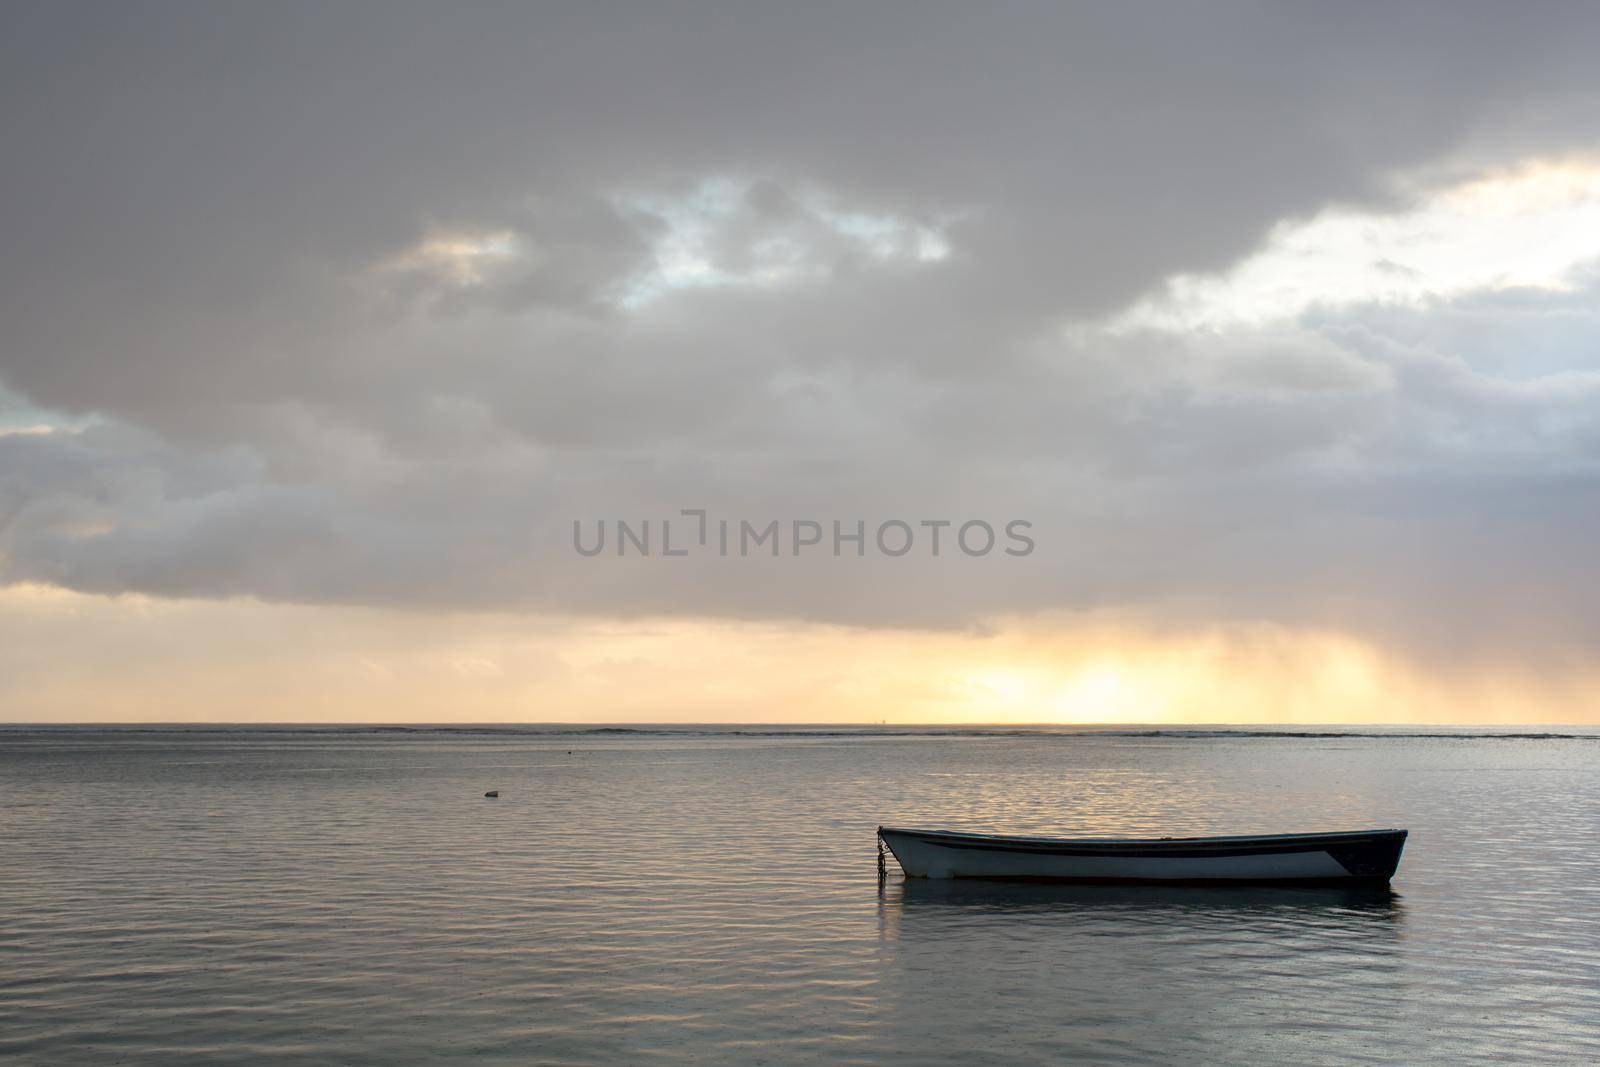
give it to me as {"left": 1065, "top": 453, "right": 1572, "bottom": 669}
{"left": 2, "top": 725, "right": 1599, "bottom": 1064}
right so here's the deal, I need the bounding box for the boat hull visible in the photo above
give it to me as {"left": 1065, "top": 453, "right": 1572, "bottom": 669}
{"left": 878, "top": 826, "right": 1407, "bottom": 885}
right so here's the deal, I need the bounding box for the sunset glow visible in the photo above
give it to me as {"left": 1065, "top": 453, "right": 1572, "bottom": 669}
{"left": 4, "top": 583, "right": 1594, "bottom": 724}
{"left": 7, "top": 7, "right": 1600, "bottom": 727}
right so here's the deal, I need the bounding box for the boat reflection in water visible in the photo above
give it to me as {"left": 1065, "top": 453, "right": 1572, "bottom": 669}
{"left": 875, "top": 874, "right": 1407, "bottom": 1062}
{"left": 882, "top": 874, "right": 1403, "bottom": 921}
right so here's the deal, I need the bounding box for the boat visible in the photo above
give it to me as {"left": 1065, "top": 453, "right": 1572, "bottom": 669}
{"left": 877, "top": 825, "right": 1407, "bottom": 885}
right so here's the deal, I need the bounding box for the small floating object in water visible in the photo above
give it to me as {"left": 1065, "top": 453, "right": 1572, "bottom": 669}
{"left": 483, "top": 790, "right": 499, "bottom": 798}
{"left": 877, "top": 825, "right": 1407, "bottom": 885}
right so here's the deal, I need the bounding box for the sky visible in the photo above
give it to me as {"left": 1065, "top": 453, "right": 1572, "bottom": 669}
{"left": 5, "top": 2, "right": 1600, "bottom": 723}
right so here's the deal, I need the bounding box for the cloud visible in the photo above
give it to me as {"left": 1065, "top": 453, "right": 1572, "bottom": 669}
{"left": 1110, "top": 159, "right": 1600, "bottom": 331}
{"left": 5, "top": 3, "right": 1600, "bottom": 680}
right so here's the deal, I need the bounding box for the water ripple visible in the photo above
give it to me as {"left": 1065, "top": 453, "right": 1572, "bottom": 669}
{"left": 2, "top": 729, "right": 1598, "bottom": 1063}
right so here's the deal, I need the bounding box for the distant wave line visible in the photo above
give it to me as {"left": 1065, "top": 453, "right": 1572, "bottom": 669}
{"left": 2, "top": 725, "right": 1596, "bottom": 740}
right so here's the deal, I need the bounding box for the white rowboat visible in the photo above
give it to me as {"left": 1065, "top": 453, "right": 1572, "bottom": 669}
{"left": 878, "top": 826, "right": 1407, "bottom": 885}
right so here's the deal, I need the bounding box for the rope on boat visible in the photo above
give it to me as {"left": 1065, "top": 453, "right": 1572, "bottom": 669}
{"left": 877, "top": 834, "right": 887, "bottom": 883}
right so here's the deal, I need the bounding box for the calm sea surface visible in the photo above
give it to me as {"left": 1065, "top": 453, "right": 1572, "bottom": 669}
{"left": 3, "top": 725, "right": 1599, "bottom": 1064}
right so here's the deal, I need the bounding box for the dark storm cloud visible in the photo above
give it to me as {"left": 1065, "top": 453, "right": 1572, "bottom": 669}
{"left": 5, "top": 1, "right": 1600, "bottom": 662}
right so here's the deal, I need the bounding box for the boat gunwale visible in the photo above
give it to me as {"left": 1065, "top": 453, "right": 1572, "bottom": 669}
{"left": 878, "top": 825, "right": 1407, "bottom": 858}
{"left": 876, "top": 831, "right": 1401, "bottom": 844}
